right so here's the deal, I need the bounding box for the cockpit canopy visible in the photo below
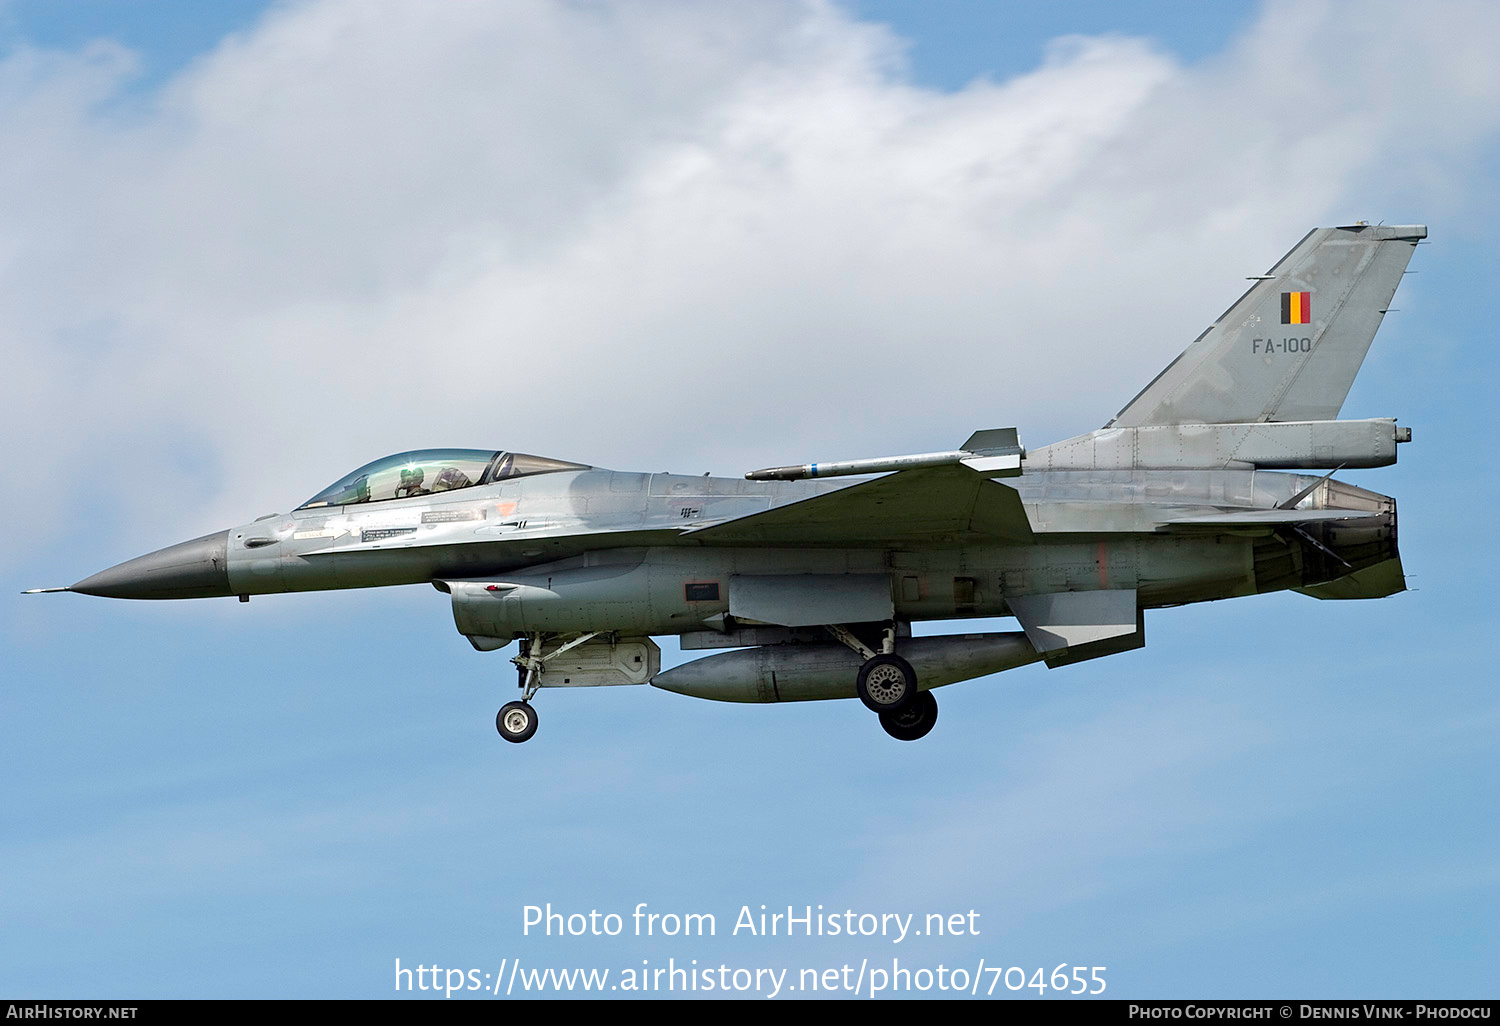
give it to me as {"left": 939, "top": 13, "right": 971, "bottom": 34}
{"left": 298, "top": 449, "right": 589, "bottom": 509}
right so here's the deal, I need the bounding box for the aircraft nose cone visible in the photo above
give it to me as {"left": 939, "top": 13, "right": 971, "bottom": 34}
{"left": 71, "top": 530, "right": 232, "bottom": 599}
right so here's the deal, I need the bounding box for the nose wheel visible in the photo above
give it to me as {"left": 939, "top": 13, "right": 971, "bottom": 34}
{"left": 494, "top": 631, "right": 612, "bottom": 744}
{"left": 496, "top": 701, "right": 538, "bottom": 743}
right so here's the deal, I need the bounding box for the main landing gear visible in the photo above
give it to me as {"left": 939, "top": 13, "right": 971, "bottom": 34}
{"left": 878, "top": 690, "right": 938, "bottom": 741}
{"left": 827, "top": 622, "right": 939, "bottom": 742}
{"left": 856, "top": 653, "right": 918, "bottom": 714}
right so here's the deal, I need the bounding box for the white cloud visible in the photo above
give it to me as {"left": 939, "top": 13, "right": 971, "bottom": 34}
{"left": 2, "top": 0, "right": 1498, "bottom": 555}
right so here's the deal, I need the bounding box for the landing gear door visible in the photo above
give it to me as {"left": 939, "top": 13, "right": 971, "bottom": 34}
{"left": 536, "top": 636, "right": 661, "bottom": 687}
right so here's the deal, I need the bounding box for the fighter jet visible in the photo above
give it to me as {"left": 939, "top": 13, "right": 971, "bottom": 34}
{"left": 28, "top": 224, "right": 1422, "bottom": 743}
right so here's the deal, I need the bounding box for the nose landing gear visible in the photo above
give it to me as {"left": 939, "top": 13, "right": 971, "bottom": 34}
{"left": 495, "top": 631, "right": 579, "bottom": 745}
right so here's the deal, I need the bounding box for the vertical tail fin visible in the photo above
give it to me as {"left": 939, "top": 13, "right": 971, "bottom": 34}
{"left": 1108, "top": 224, "right": 1425, "bottom": 427}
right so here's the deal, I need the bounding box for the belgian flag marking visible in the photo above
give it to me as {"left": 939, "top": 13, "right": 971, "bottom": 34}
{"left": 1281, "top": 290, "right": 1311, "bottom": 324}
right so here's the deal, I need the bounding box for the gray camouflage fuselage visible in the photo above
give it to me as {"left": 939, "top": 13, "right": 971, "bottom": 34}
{"left": 44, "top": 223, "right": 1422, "bottom": 740}
{"left": 72, "top": 461, "right": 1397, "bottom": 635}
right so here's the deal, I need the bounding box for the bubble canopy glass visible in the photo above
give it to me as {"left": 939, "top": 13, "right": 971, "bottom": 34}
{"left": 298, "top": 449, "right": 589, "bottom": 509}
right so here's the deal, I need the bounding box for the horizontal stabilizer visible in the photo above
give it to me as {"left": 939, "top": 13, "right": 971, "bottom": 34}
{"left": 1294, "top": 556, "right": 1406, "bottom": 600}
{"left": 1161, "top": 509, "right": 1384, "bottom": 532}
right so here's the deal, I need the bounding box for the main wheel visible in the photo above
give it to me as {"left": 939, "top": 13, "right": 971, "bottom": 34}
{"left": 879, "top": 691, "right": 938, "bottom": 741}
{"left": 496, "top": 701, "right": 539, "bottom": 743}
{"left": 855, "top": 653, "right": 918, "bottom": 714}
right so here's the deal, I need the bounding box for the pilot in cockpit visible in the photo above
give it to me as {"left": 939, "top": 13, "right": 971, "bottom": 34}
{"left": 296, "top": 450, "right": 588, "bottom": 510}
{"left": 395, "top": 467, "right": 429, "bottom": 498}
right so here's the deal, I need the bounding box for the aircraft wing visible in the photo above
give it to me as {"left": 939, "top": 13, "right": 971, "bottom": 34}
{"left": 682, "top": 464, "right": 1034, "bottom": 545}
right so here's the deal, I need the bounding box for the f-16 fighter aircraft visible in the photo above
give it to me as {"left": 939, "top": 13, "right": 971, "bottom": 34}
{"left": 29, "top": 224, "right": 1423, "bottom": 743}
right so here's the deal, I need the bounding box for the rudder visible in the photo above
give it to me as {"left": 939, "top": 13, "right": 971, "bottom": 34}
{"left": 1108, "top": 224, "right": 1425, "bottom": 427}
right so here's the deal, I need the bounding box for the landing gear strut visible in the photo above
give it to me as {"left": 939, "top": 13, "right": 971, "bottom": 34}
{"left": 495, "top": 631, "right": 602, "bottom": 745}
{"left": 825, "top": 622, "right": 919, "bottom": 715}
{"left": 823, "top": 621, "right": 936, "bottom": 739}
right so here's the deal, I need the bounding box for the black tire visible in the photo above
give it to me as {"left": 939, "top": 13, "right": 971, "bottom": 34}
{"left": 855, "top": 653, "right": 918, "bottom": 714}
{"left": 879, "top": 691, "right": 938, "bottom": 741}
{"left": 496, "top": 701, "right": 538, "bottom": 743}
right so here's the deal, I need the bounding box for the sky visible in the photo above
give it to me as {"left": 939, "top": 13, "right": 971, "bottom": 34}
{"left": 1, "top": 0, "right": 1496, "bottom": 1001}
